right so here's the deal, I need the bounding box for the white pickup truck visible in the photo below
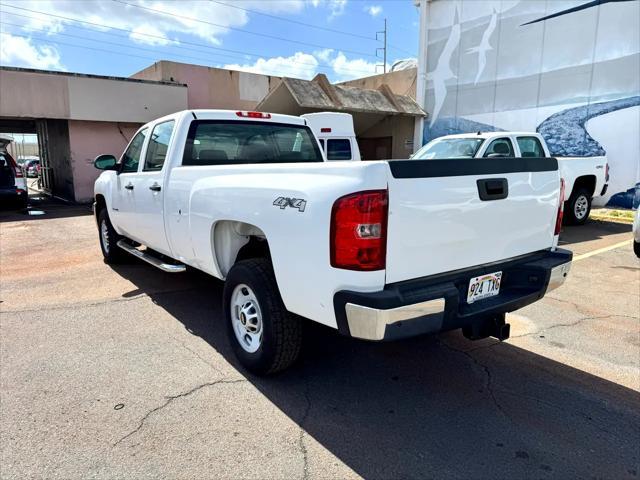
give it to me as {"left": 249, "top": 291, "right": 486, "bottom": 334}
{"left": 93, "top": 110, "right": 572, "bottom": 374}
{"left": 412, "top": 132, "right": 609, "bottom": 225}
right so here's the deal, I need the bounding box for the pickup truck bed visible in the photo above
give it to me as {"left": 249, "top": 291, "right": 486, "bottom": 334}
{"left": 93, "top": 110, "right": 572, "bottom": 374}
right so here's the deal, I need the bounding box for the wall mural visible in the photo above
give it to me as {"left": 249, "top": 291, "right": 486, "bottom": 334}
{"left": 423, "top": 0, "right": 640, "bottom": 208}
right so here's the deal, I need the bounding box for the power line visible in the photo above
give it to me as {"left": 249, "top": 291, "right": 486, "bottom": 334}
{"left": 0, "top": 30, "right": 374, "bottom": 79}
{"left": 0, "top": 6, "right": 378, "bottom": 75}
{"left": 207, "top": 0, "right": 375, "bottom": 41}
{"left": 112, "top": 0, "right": 378, "bottom": 59}
{"left": 0, "top": 19, "right": 376, "bottom": 75}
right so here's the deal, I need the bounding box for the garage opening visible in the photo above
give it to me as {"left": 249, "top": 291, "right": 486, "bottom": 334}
{"left": 0, "top": 118, "right": 73, "bottom": 202}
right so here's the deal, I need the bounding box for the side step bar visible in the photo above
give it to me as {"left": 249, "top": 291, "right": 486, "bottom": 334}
{"left": 116, "top": 240, "right": 186, "bottom": 273}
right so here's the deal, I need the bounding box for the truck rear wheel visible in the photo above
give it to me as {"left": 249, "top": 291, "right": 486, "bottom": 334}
{"left": 97, "top": 209, "right": 127, "bottom": 264}
{"left": 223, "top": 258, "right": 302, "bottom": 375}
{"left": 565, "top": 188, "right": 592, "bottom": 225}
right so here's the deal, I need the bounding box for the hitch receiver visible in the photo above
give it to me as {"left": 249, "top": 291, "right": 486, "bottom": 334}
{"left": 462, "top": 314, "right": 511, "bottom": 341}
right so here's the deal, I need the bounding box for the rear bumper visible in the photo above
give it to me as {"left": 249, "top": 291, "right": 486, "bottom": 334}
{"left": 333, "top": 249, "right": 572, "bottom": 341}
{"left": 0, "top": 187, "right": 27, "bottom": 205}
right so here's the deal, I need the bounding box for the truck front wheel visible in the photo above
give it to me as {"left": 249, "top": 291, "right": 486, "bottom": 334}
{"left": 223, "top": 258, "right": 302, "bottom": 375}
{"left": 97, "top": 209, "right": 127, "bottom": 264}
{"left": 565, "top": 188, "right": 592, "bottom": 225}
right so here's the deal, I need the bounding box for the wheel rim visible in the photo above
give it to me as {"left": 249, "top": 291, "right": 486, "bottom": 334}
{"left": 230, "top": 284, "right": 263, "bottom": 353}
{"left": 100, "top": 219, "right": 110, "bottom": 254}
{"left": 574, "top": 195, "right": 589, "bottom": 220}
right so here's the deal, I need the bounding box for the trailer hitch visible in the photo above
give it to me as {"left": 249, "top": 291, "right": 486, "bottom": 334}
{"left": 462, "top": 313, "right": 511, "bottom": 341}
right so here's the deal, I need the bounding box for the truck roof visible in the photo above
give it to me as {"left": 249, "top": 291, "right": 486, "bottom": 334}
{"left": 301, "top": 112, "right": 356, "bottom": 137}
{"left": 440, "top": 132, "right": 542, "bottom": 140}
{"left": 187, "top": 109, "right": 307, "bottom": 126}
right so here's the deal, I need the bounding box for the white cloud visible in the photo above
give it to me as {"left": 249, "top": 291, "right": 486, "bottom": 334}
{"left": 224, "top": 52, "right": 319, "bottom": 79}
{"left": 0, "top": 0, "right": 306, "bottom": 47}
{"left": 225, "top": 50, "right": 390, "bottom": 82}
{"left": 328, "top": 0, "right": 348, "bottom": 19}
{"left": 365, "top": 5, "right": 383, "bottom": 17}
{"left": 309, "top": 0, "right": 347, "bottom": 20}
{"left": 128, "top": 24, "right": 176, "bottom": 46}
{"left": 0, "top": 32, "right": 64, "bottom": 70}
{"left": 330, "top": 52, "right": 384, "bottom": 81}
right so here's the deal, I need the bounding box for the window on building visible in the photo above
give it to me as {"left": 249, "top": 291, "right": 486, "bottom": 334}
{"left": 517, "top": 136, "right": 545, "bottom": 158}
{"left": 120, "top": 128, "right": 148, "bottom": 173}
{"left": 326, "top": 139, "right": 352, "bottom": 160}
{"left": 483, "top": 138, "right": 514, "bottom": 158}
{"left": 144, "top": 120, "right": 175, "bottom": 171}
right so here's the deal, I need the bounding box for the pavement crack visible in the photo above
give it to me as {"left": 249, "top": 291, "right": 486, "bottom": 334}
{"left": 511, "top": 314, "right": 633, "bottom": 339}
{"left": 113, "top": 378, "right": 246, "bottom": 446}
{"left": 298, "top": 378, "right": 312, "bottom": 480}
{"left": 438, "top": 339, "right": 511, "bottom": 421}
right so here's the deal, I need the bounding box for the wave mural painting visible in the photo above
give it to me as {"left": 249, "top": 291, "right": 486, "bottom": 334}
{"left": 420, "top": 0, "right": 640, "bottom": 208}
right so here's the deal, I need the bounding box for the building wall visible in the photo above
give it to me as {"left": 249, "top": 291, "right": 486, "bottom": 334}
{"left": 360, "top": 116, "right": 416, "bottom": 159}
{"left": 339, "top": 69, "right": 418, "bottom": 99}
{"left": 132, "top": 61, "right": 281, "bottom": 110}
{"left": 67, "top": 120, "right": 140, "bottom": 203}
{"left": 420, "top": 0, "right": 640, "bottom": 208}
{"left": 0, "top": 68, "right": 188, "bottom": 123}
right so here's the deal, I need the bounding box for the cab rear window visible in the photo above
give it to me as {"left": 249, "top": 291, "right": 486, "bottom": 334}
{"left": 183, "top": 121, "right": 324, "bottom": 166}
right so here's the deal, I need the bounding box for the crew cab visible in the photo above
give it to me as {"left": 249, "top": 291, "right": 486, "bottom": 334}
{"left": 412, "top": 132, "right": 608, "bottom": 225}
{"left": 93, "top": 110, "right": 572, "bottom": 374}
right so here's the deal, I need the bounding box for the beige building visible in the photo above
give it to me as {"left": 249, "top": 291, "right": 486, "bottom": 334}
{"left": 1, "top": 62, "right": 422, "bottom": 203}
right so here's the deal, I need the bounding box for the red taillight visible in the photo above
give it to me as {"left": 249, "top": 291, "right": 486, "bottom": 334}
{"left": 330, "top": 190, "right": 388, "bottom": 271}
{"left": 554, "top": 178, "right": 565, "bottom": 235}
{"left": 320, "top": 127, "right": 332, "bottom": 133}
{"left": 236, "top": 111, "right": 271, "bottom": 119}
{"left": 7, "top": 154, "right": 23, "bottom": 177}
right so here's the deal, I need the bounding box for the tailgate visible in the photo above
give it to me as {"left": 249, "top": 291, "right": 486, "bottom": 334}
{"left": 385, "top": 158, "right": 560, "bottom": 284}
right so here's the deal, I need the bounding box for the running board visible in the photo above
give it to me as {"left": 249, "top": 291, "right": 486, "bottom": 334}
{"left": 116, "top": 240, "right": 186, "bottom": 273}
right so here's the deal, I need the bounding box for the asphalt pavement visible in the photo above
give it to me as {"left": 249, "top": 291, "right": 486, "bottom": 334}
{"left": 1, "top": 198, "right": 638, "bottom": 479}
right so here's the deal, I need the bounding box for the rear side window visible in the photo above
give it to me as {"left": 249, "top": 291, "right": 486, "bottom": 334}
{"left": 183, "top": 121, "right": 323, "bottom": 166}
{"left": 483, "top": 138, "right": 514, "bottom": 158}
{"left": 517, "top": 136, "right": 544, "bottom": 158}
{"left": 120, "top": 128, "right": 148, "bottom": 173}
{"left": 144, "top": 120, "right": 175, "bottom": 171}
{"left": 326, "top": 139, "right": 352, "bottom": 160}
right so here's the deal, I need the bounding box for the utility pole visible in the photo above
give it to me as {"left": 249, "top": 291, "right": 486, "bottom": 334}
{"left": 376, "top": 18, "right": 387, "bottom": 74}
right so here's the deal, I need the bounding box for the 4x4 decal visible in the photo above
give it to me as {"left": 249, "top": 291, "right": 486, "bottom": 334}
{"left": 273, "top": 197, "right": 307, "bottom": 212}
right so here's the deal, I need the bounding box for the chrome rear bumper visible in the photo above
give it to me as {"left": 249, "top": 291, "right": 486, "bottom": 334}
{"left": 546, "top": 261, "right": 571, "bottom": 292}
{"left": 345, "top": 298, "right": 445, "bottom": 341}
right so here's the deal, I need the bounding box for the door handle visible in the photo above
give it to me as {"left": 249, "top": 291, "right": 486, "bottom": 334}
{"left": 124, "top": 183, "right": 134, "bottom": 190}
{"left": 477, "top": 178, "right": 508, "bottom": 201}
{"left": 149, "top": 183, "right": 161, "bottom": 192}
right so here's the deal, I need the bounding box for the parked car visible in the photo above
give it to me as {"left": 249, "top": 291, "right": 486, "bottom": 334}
{"left": 93, "top": 110, "right": 572, "bottom": 374}
{"left": 301, "top": 112, "right": 361, "bottom": 161}
{"left": 633, "top": 209, "right": 640, "bottom": 258}
{"left": 0, "top": 137, "right": 28, "bottom": 209}
{"left": 412, "top": 132, "right": 609, "bottom": 225}
{"left": 25, "top": 160, "right": 40, "bottom": 178}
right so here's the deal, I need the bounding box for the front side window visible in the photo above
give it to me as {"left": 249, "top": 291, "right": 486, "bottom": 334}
{"left": 412, "top": 137, "right": 484, "bottom": 160}
{"left": 120, "top": 128, "right": 148, "bottom": 173}
{"left": 483, "top": 138, "right": 514, "bottom": 158}
{"left": 183, "top": 121, "right": 323, "bottom": 166}
{"left": 326, "top": 139, "right": 352, "bottom": 160}
{"left": 517, "top": 136, "right": 544, "bottom": 158}
{"left": 144, "top": 120, "right": 175, "bottom": 171}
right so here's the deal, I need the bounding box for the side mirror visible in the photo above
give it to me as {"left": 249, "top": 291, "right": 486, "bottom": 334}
{"left": 94, "top": 154, "right": 117, "bottom": 171}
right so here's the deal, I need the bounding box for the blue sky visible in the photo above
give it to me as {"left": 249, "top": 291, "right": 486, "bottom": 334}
{"left": 0, "top": 0, "right": 418, "bottom": 82}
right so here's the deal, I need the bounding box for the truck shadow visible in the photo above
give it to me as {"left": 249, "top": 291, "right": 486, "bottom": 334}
{"left": 559, "top": 219, "right": 632, "bottom": 246}
{"left": 112, "top": 264, "right": 640, "bottom": 479}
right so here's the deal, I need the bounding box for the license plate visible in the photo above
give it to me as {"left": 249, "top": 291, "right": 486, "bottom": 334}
{"left": 467, "top": 271, "right": 502, "bottom": 304}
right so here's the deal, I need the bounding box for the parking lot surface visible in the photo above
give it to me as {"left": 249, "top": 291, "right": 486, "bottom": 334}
{"left": 1, "top": 199, "right": 638, "bottom": 479}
